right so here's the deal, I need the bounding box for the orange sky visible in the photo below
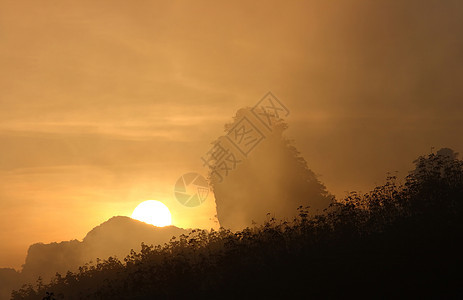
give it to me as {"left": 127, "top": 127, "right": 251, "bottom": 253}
{"left": 1, "top": 0, "right": 463, "bottom": 269}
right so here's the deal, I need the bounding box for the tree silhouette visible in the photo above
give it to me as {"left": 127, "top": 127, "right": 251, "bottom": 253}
{"left": 406, "top": 147, "right": 463, "bottom": 215}
{"left": 209, "top": 107, "right": 333, "bottom": 230}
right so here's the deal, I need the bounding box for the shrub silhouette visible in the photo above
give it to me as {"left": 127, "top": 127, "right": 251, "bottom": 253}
{"left": 11, "top": 149, "right": 463, "bottom": 299}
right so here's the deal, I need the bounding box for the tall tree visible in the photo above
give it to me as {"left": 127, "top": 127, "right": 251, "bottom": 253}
{"left": 207, "top": 107, "right": 333, "bottom": 230}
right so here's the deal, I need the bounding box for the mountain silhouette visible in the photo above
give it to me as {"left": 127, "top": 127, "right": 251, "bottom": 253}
{"left": 81, "top": 216, "right": 188, "bottom": 264}
{"left": 0, "top": 268, "right": 20, "bottom": 300}
{"left": 1, "top": 217, "right": 189, "bottom": 299}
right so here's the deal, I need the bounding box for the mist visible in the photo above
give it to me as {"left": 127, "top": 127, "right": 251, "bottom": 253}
{"left": 1, "top": 0, "right": 463, "bottom": 298}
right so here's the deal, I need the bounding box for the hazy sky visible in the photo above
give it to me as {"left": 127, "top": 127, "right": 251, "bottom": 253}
{"left": 1, "top": 0, "right": 462, "bottom": 269}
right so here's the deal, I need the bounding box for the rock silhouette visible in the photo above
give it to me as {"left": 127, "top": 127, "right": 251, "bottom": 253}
{"left": 210, "top": 108, "right": 333, "bottom": 231}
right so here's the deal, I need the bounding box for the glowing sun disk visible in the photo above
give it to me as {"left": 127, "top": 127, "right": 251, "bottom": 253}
{"left": 131, "top": 200, "right": 172, "bottom": 227}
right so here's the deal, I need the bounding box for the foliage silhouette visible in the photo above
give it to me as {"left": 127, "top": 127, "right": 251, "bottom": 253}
{"left": 11, "top": 149, "right": 463, "bottom": 299}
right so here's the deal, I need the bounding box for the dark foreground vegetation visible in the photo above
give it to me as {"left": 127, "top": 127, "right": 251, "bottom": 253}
{"left": 12, "top": 150, "right": 463, "bottom": 299}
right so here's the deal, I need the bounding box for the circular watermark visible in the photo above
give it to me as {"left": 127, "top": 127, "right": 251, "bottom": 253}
{"left": 174, "top": 172, "right": 209, "bottom": 207}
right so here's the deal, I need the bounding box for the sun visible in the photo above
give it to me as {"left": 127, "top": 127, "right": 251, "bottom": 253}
{"left": 131, "top": 200, "right": 172, "bottom": 227}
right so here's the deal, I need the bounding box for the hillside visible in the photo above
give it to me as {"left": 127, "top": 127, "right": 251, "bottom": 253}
{"left": 2, "top": 217, "right": 189, "bottom": 299}
{"left": 10, "top": 150, "right": 463, "bottom": 299}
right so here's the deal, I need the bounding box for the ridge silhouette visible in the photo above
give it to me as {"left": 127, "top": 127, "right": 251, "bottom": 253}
{"left": 1, "top": 217, "right": 190, "bottom": 299}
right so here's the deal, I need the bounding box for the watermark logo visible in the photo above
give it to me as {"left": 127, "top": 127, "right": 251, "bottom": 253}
{"left": 174, "top": 172, "right": 209, "bottom": 207}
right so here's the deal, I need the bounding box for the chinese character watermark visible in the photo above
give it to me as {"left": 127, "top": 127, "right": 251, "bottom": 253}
{"left": 200, "top": 91, "right": 289, "bottom": 184}
{"left": 225, "top": 116, "right": 265, "bottom": 157}
{"left": 251, "top": 91, "right": 290, "bottom": 130}
{"left": 175, "top": 92, "right": 289, "bottom": 207}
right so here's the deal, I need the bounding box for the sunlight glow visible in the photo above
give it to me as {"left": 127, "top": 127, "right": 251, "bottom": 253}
{"left": 131, "top": 200, "right": 172, "bottom": 227}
